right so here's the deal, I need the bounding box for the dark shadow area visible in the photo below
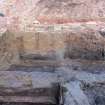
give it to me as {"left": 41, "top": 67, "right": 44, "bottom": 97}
{"left": 83, "top": 83, "right": 105, "bottom": 105}
{"left": 0, "top": 102, "right": 56, "bottom": 105}
{"left": 0, "top": 13, "right": 5, "bottom": 17}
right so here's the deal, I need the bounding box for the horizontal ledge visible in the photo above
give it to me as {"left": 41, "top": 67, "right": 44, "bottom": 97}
{"left": 0, "top": 96, "right": 56, "bottom": 104}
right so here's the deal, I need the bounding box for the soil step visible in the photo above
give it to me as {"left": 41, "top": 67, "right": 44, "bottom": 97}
{"left": 0, "top": 70, "right": 59, "bottom": 104}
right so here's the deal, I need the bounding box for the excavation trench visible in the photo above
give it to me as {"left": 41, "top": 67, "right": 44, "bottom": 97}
{"left": 1, "top": 62, "right": 105, "bottom": 105}
{"left": 1, "top": 30, "right": 105, "bottom": 105}
{"left": 0, "top": 65, "right": 61, "bottom": 105}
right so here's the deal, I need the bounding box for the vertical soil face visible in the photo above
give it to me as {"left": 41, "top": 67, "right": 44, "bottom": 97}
{"left": 14, "top": 29, "right": 105, "bottom": 61}
{"left": 1, "top": 29, "right": 105, "bottom": 71}
{"left": 64, "top": 29, "right": 105, "bottom": 60}
{"left": 0, "top": 31, "right": 19, "bottom": 70}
